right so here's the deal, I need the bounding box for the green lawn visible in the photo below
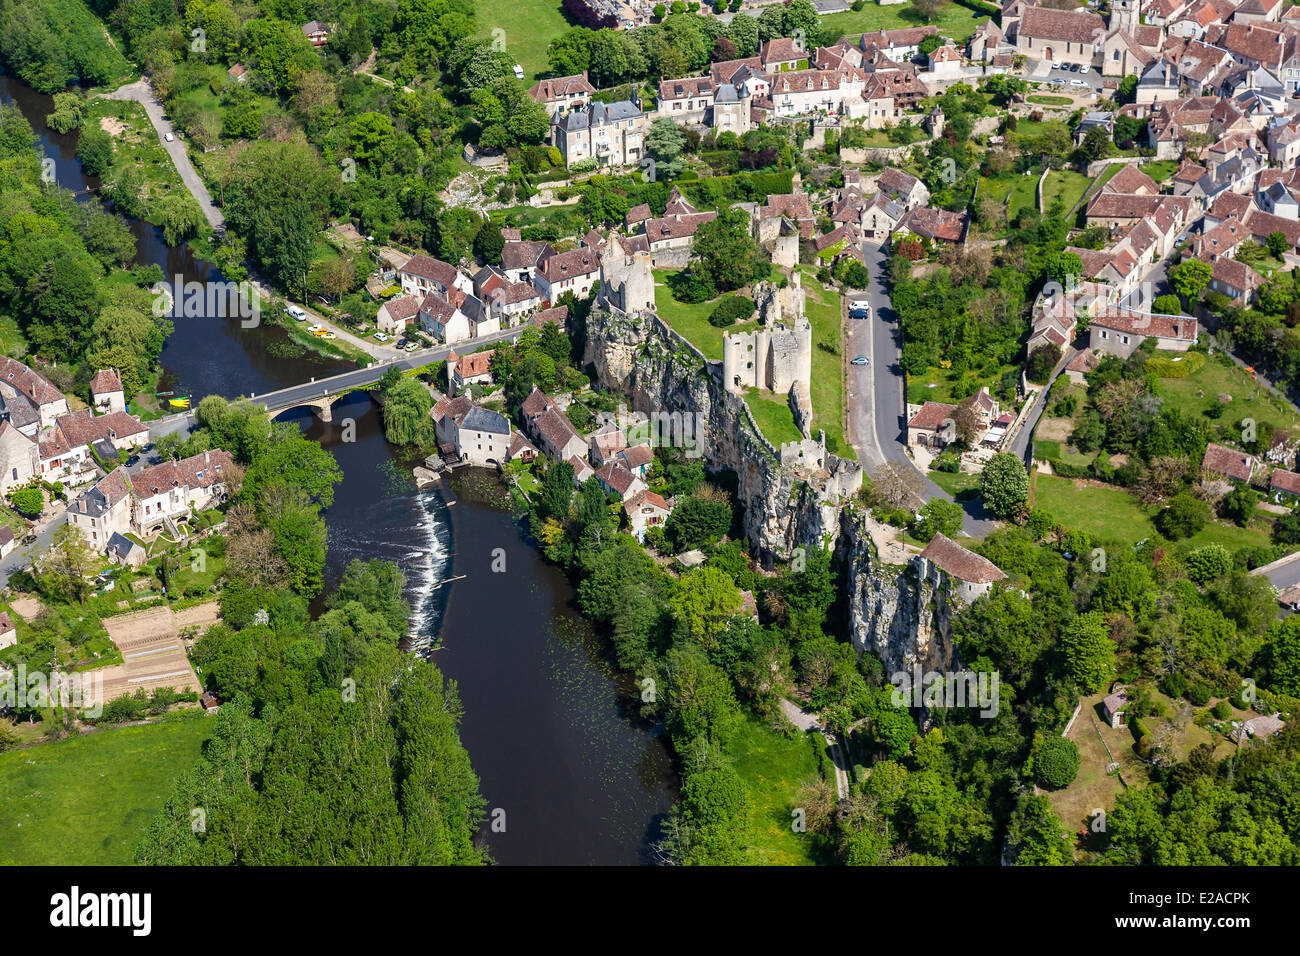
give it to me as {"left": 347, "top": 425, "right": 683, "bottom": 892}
{"left": 1139, "top": 160, "right": 1180, "bottom": 183}
{"left": 1032, "top": 472, "right": 1273, "bottom": 551}
{"left": 726, "top": 714, "right": 833, "bottom": 866}
{"left": 1004, "top": 174, "right": 1039, "bottom": 221}
{"left": 0, "top": 716, "right": 211, "bottom": 865}
{"left": 1042, "top": 169, "right": 1092, "bottom": 215}
{"left": 799, "top": 269, "right": 855, "bottom": 460}
{"left": 472, "top": 0, "right": 570, "bottom": 82}
{"left": 928, "top": 468, "right": 981, "bottom": 498}
{"left": 652, "top": 270, "right": 758, "bottom": 361}
{"left": 1027, "top": 94, "right": 1072, "bottom": 107}
{"left": 747, "top": 389, "right": 803, "bottom": 447}
{"left": 822, "top": 5, "right": 988, "bottom": 44}
{"left": 1153, "top": 353, "right": 1300, "bottom": 436}
{"left": 907, "top": 362, "right": 1016, "bottom": 406}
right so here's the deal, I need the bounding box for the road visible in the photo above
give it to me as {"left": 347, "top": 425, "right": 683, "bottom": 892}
{"left": 847, "top": 242, "right": 998, "bottom": 538}
{"left": 0, "top": 508, "right": 67, "bottom": 588}
{"left": 102, "top": 80, "right": 225, "bottom": 232}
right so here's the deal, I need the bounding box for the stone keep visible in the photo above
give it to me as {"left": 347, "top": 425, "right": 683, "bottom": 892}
{"left": 722, "top": 318, "right": 812, "bottom": 395}
{"left": 597, "top": 234, "right": 655, "bottom": 314}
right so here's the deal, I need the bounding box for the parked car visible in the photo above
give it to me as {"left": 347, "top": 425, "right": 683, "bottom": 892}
{"left": 513, "top": 64, "right": 525, "bottom": 80}
{"left": 1052, "top": 61, "right": 1062, "bottom": 70}
{"left": 374, "top": 332, "right": 389, "bottom": 342}
{"left": 164, "top": 131, "right": 174, "bottom": 142}
{"left": 1069, "top": 78, "right": 1087, "bottom": 86}
{"left": 404, "top": 342, "right": 420, "bottom": 352}
{"left": 851, "top": 356, "right": 869, "bottom": 366}
{"left": 286, "top": 305, "right": 308, "bottom": 321}
{"left": 126, "top": 454, "right": 140, "bottom": 467}
{"left": 1079, "top": 65, "right": 1090, "bottom": 75}
{"left": 849, "top": 304, "right": 871, "bottom": 320}
{"left": 395, "top": 338, "right": 407, "bottom": 349}
{"left": 21, "top": 533, "right": 37, "bottom": 546}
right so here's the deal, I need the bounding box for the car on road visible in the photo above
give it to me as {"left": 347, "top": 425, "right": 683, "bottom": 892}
{"left": 286, "top": 305, "right": 308, "bottom": 321}
{"left": 322, "top": 332, "right": 337, "bottom": 340}
{"left": 164, "top": 131, "right": 174, "bottom": 142}
{"left": 1051, "top": 61, "right": 1062, "bottom": 69}
{"left": 1067, "top": 63, "right": 1080, "bottom": 72}
{"left": 20, "top": 533, "right": 36, "bottom": 546}
{"left": 851, "top": 356, "right": 869, "bottom": 366}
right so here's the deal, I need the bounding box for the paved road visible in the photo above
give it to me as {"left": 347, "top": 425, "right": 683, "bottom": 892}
{"left": 848, "top": 242, "right": 998, "bottom": 537}
{"left": 103, "top": 80, "right": 225, "bottom": 232}
{"left": 0, "top": 507, "right": 67, "bottom": 588}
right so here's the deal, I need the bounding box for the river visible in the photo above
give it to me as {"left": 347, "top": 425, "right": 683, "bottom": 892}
{"left": 1, "top": 73, "right": 677, "bottom": 864}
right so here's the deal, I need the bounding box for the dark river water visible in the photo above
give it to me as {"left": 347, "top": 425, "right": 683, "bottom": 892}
{"left": 1, "top": 73, "right": 676, "bottom": 864}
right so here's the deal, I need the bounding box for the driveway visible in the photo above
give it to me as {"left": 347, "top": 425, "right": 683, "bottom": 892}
{"left": 849, "top": 243, "right": 998, "bottom": 538}
{"left": 102, "top": 80, "right": 225, "bottom": 231}
{"left": 0, "top": 506, "right": 67, "bottom": 589}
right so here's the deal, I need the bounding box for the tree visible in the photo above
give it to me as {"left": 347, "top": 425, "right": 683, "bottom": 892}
{"left": 1026, "top": 344, "right": 1061, "bottom": 384}
{"left": 7, "top": 486, "right": 43, "bottom": 518}
{"left": 669, "top": 566, "right": 743, "bottom": 648}
{"left": 1168, "top": 258, "right": 1212, "bottom": 303}
{"left": 687, "top": 206, "right": 768, "bottom": 296}
{"left": 242, "top": 425, "right": 343, "bottom": 508}
{"left": 1080, "top": 124, "right": 1111, "bottom": 161}
{"left": 539, "top": 459, "right": 575, "bottom": 520}
{"left": 979, "top": 452, "right": 1029, "bottom": 518}
{"left": 913, "top": 498, "right": 963, "bottom": 542}
{"left": 34, "top": 524, "right": 98, "bottom": 605}
{"left": 1060, "top": 611, "right": 1115, "bottom": 693}
{"left": 645, "top": 117, "right": 688, "bottom": 180}
{"left": 381, "top": 375, "right": 435, "bottom": 446}
{"left": 1006, "top": 793, "right": 1072, "bottom": 864}
{"left": 909, "top": 0, "right": 951, "bottom": 23}
{"left": 1034, "top": 736, "right": 1081, "bottom": 789}
{"left": 1155, "top": 491, "right": 1210, "bottom": 540}
{"left": 1267, "top": 231, "right": 1290, "bottom": 259}
{"left": 664, "top": 488, "right": 732, "bottom": 551}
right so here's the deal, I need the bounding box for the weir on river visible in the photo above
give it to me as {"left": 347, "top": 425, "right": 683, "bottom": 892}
{"left": 0, "top": 72, "right": 677, "bottom": 864}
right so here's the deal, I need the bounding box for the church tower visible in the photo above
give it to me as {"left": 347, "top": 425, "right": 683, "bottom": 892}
{"left": 1111, "top": 0, "right": 1140, "bottom": 36}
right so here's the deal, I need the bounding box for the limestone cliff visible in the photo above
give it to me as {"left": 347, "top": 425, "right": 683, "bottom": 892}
{"left": 837, "top": 507, "right": 957, "bottom": 676}
{"left": 583, "top": 307, "right": 857, "bottom": 565}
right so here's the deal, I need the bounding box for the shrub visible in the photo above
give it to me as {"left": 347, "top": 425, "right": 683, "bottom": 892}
{"left": 1155, "top": 492, "right": 1210, "bottom": 540}
{"left": 1212, "top": 699, "right": 1232, "bottom": 720}
{"left": 1186, "top": 682, "right": 1212, "bottom": 706}
{"left": 707, "top": 294, "right": 756, "bottom": 327}
{"left": 1152, "top": 294, "right": 1183, "bottom": 315}
{"left": 1185, "top": 544, "right": 1232, "bottom": 584}
{"left": 1161, "top": 672, "right": 1188, "bottom": 699}
{"left": 1035, "top": 736, "right": 1080, "bottom": 789}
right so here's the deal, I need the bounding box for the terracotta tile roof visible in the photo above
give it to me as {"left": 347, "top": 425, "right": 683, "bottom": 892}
{"left": 54, "top": 409, "right": 147, "bottom": 449}
{"left": 538, "top": 248, "right": 599, "bottom": 283}
{"left": 90, "top": 369, "right": 122, "bottom": 394}
{"left": 401, "top": 254, "right": 461, "bottom": 289}
{"left": 1103, "top": 165, "right": 1159, "bottom": 196}
{"left": 528, "top": 72, "right": 596, "bottom": 101}
{"left": 626, "top": 489, "right": 671, "bottom": 513}
{"left": 908, "top": 401, "right": 957, "bottom": 430}
{"left": 1065, "top": 350, "right": 1099, "bottom": 374}
{"left": 619, "top": 443, "right": 654, "bottom": 469}
{"left": 529, "top": 305, "right": 570, "bottom": 330}
{"left": 900, "top": 206, "right": 966, "bottom": 241}
{"left": 134, "top": 450, "right": 234, "bottom": 495}
{"left": 454, "top": 350, "right": 495, "bottom": 380}
{"left": 921, "top": 533, "right": 1007, "bottom": 585}
{"left": 381, "top": 294, "right": 421, "bottom": 322}
{"left": 595, "top": 460, "right": 641, "bottom": 496}
{"left": 643, "top": 212, "right": 717, "bottom": 245}
{"left": 1244, "top": 207, "right": 1300, "bottom": 248}
{"left": 761, "top": 37, "right": 804, "bottom": 64}
{"left": 1019, "top": 6, "right": 1106, "bottom": 44}
{"left": 878, "top": 167, "right": 922, "bottom": 200}
{"left": 1091, "top": 306, "right": 1198, "bottom": 342}
{"left": 501, "top": 240, "right": 554, "bottom": 273}
{"left": 0, "top": 357, "right": 63, "bottom": 407}
{"left": 1202, "top": 441, "right": 1257, "bottom": 481}
{"left": 1211, "top": 256, "right": 1264, "bottom": 292}
{"left": 1270, "top": 467, "right": 1300, "bottom": 494}
{"left": 659, "top": 76, "right": 715, "bottom": 100}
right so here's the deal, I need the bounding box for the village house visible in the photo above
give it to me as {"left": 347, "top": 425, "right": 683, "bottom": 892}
{"left": 0, "top": 527, "right": 14, "bottom": 560}
{"left": 376, "top": 294, "right": 421, "bottom": 336}
{"left": 876, "top": 167, "right": 930, "bottom": 211}
{"left": 0, "top": 420, "right": 38, "bottom": 493}
{"left": 907, "top": 401, "right": 957, "bottom": 449}
{"left": 552, "top": 99, "right": 647, "bottom": 168}
{"left": 919, "top": 532, "right": 1008, "bottom": 604}
{"left": 301, "top": 20, "right": 330, "bottom": 46}
{"left": 533, "top": 247, "right": 601, "bottom": 302}
{"left": 398, "top": 255, "right": 472, "bottom": 299}
{"left": 1103, "top": 686, "right": 1131, "bottom": 728}
{"left": 595, "top": 460, "right": 647, "bottom": 502}
{"left": 0, "top": 356, "right": 69, "bottom": 435}
{"left": 447, "top": 349, "right": 495, "bottom": 396}
{"left": 521, "top": 388, "right": 587, "bottom": 463}
{"left": 1089, "top": 307, "right": 1198, "bottom": 357}
{"left": 1269, "top": 466, "right": 1300, "bottom": 501}
{"left": 433, "top": 398, "right": 512, "bottom": 468}
{"left": 1202, "top": 441, "right": 1258, "bottom": 482}
{"left": 895, "top": 206, "right": 967, "bottom": 244}
{"left": 90, "top": 369, "right": 126, "bottom": 414}
{"left": 624, "top": 489, "right": 673, "bottom": 542}
{"left": 500, "top": 237, "right": 556, "bottom": 284}
{"left": 418, "top": 289, "right": 497, "bottom": 345}
{"left": 528, "top": 72, "right": 597, "bottom": 117}
{"left": 0, "top": 611, "right": 15, "bottom": 649}
{"left": 39, "top": 409, "right": 149, "bottom": 481}
{"left": 1209, "top": 256, "right": 1266, "bottom": 302}
{"left": 589, "top": 423, "right": 628, "bottom": 466}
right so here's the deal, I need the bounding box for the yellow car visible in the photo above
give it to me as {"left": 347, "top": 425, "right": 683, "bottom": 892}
{"left": 311, "top": 327, "right": 329, "bottom": 337}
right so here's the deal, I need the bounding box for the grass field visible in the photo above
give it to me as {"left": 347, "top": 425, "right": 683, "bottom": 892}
{"left": 799, "top": 269, "right": 855, "bottom": 459}
{"left": 473, "top": 0, "right": 571, "bottom": 82}
{"left": 1153, "top": 353, "right": 1300, "bottom": 436}
{"left": 0, "top": 717, "right": 210, "bottom": 865}
{"left": 928, "top": 468, "right": 982, "bottom": 498}
{"left": 822, "top": 5, "right": 988, "bottom": 44}
{"left": 727, "top": 714, "right": 833, "bottom": 865}
{"left": 1031, "top": 472, "right": 1274, "bottom": 551}
{"left": 653, "top": 270, "right": 759, "bottom": 361}
{"left": 1139, "top": 160, "right": 1180, "bottom": 183}
{"left": 1042, "top": 169, "right": 1092, "bottom": 215}
{"left": 1027, "top": 94, "right": 1073, "bottom": 107}
{"left": 747, "top": 389, "right": 803, "bottom": 446}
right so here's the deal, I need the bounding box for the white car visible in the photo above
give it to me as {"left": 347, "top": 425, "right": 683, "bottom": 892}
{"left": 285, "top": 304, "right": 307, "bottom": 321}
{"left": 307, "top": 323, "right": 325, "bottom": 334}
{"left": 513, "top": 64, "right": 525, "bottom": 80}
{"left": 1052, "top": 61, "right": 1062, "bottom": 70}
{"left": 374, "top": 332, "right": 389, "bottom": 342}
{"left": 1069, "top": 78, "right": 1087, "bottom": 87}
{"left": 164, "top": 131, "right": 174, "bottom": 142}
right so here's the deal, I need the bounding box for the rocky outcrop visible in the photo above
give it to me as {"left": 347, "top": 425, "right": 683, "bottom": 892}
{"left": 838, "top": 507, "right": 956, "bottom": 677}
{"left": 584, "top": 307, "right": 856, "bottom": 565}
